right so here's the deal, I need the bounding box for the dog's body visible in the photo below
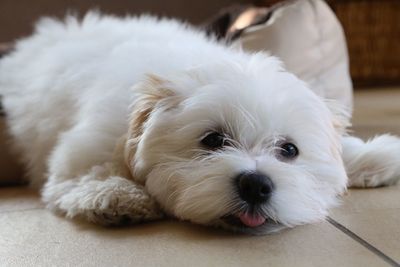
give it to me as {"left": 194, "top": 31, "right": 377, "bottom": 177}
{"left": 1, "top": 13, "right": 399, "bottom": 233}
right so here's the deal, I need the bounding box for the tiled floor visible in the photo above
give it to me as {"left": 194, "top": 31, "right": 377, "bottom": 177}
{"left": 1, "top": 88, "right": 399, "bottom": 267}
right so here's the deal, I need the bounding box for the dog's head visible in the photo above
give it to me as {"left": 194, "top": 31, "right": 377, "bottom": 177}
{"left": 124, "top": 54, "right": 348, "bottom": 234}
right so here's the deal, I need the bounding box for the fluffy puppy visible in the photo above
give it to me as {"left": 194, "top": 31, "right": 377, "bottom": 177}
{"left": 1, "top": 13, "right": 399, "bottom": 234}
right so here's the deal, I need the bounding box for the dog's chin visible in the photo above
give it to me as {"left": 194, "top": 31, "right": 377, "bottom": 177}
{"left": 213, "top": 213, "right": 284, "bottom": 235}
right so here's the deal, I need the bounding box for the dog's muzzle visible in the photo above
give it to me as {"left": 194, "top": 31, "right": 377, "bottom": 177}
{"left": 221, "top": 172, "right": 275, "bottom": 229}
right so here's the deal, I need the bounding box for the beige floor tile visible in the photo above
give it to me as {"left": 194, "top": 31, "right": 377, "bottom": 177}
{"left": 330, "top": 210, "right": 400, "bottom": 264}
{"left": 330, "top": 184, "right": 400, "bottom": 263}
{"left": 352, "top": 88, "right": 400, "bottom": 139}
{"left": 0, "top": 186, "right": 43, "bottom": 213}
{"left": 0, "top": 209, "right": 387, "bottom": 267}
{"left": 334, "top": 184, "right": 400, "bottom": 214}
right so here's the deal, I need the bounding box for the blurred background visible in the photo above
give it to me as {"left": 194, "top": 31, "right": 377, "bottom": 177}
{"left": 0, "top": 0, "right": 399, "bottom": 88}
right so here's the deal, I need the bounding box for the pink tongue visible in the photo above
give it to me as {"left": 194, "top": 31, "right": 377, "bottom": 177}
{"left": 239, "top": 213, "right": 266, "bottom": 227}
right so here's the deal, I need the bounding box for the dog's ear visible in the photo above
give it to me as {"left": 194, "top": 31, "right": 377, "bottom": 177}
{"left": 124, "top": 74, "right": 180, "bottom": 183}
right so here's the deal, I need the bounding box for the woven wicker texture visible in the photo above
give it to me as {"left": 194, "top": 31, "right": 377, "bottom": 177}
{"left": 330, "top": 0, "right": 400, "bottom": 87}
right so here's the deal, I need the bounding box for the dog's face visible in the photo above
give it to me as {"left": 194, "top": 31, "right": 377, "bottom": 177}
{"left": 125, "top": 55, "right": 348, "bottom": 234}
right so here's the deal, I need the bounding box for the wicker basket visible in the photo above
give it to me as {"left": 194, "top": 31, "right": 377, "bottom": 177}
{"left": 328, "top": 0, "right": 400, "bottom": 87}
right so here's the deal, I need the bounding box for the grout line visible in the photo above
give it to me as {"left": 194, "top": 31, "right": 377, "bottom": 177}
{"left": 327, "top": 217, "right": 400, "bottom": 267}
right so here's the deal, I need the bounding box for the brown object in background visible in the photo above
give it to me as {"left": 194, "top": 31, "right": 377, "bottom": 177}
{"left": 0, "top": 0, "right": 249, "bottom": 43}
{"left": 329, "top": 0, "right": 400, "bottom": 88}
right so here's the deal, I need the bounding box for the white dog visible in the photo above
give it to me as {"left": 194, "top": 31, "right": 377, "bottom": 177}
{"left": 1, "top": 13, "right": 399, "bottom": 234}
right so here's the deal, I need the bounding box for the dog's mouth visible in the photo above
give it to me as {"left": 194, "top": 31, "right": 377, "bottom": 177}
{"left": 221, "top": 212, "right": 268, "bottom": 228}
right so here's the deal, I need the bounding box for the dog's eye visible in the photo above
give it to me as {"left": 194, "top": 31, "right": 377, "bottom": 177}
{"left": 279, "top": 142, "right": 299, "bottom": 159}
{"left": 201, "top": 132, "right": 225, "bottom": 149}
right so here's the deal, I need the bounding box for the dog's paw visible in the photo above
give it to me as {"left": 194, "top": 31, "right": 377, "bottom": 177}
{"left": 44, "top": 175, "right": 164, "bottom": 226}
{"left": 85, "top": 189, "right": 164, "bottom": 226}
{"left": 77, "top": 178, "right": 164, "bottom": 226}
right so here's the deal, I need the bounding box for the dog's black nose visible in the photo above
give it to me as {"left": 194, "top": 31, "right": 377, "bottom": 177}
{"left": 236, "top": 172, "right": 274, "bottom": 204}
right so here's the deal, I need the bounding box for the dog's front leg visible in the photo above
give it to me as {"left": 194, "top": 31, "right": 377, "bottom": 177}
{"left": 42, "top": 161, "right": 163, "bottom": 225}
{"left": 42, "top": 166, "right": 163, "bottom": 225}
{"left": 41, "top": 130, "right": 163, "bottom": 226}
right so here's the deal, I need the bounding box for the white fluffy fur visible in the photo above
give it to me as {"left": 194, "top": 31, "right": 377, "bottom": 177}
{"left": 1, "top": 13, "right": 399, "bottom": 233}
{"left": 342, "top": 135, "right": 400, "bottom": 187}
